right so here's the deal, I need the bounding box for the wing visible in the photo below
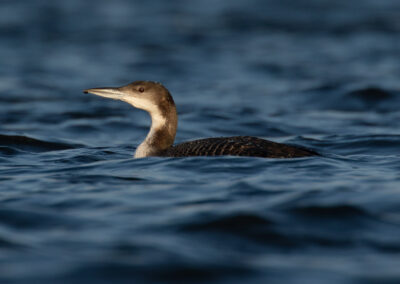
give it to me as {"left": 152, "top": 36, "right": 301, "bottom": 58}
{"left": 160, "top": 136, "right": 317, "bottom": 158}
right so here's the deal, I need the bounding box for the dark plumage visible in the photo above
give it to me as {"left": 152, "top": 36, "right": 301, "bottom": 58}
{"left": 161, "top": 136, "right": 317, "bottom": 158}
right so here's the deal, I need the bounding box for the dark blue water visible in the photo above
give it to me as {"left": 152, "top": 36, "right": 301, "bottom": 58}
{"left": 1, "top": 0, "right": 400, "bottom": 283}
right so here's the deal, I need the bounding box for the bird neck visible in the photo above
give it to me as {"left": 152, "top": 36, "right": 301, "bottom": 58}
{"left": 134, "top": 104, "right": 177, "bottom": 158}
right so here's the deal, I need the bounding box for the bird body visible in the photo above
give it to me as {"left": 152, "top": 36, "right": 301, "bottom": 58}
{"left": 84, "top": 81, "right": 317, "bottom": 158}
{"left": 161, "top": 136, "right": 315, "bottom": 158}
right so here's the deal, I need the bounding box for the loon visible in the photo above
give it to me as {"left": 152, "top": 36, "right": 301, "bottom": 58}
{"left": 84, "top": 81, "right": 317, "bottom": 158}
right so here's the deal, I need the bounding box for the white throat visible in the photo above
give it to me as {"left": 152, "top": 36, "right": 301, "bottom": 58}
{"left": 134, "top": 113, "right": 167, "bottom": 158}
{"left": 123, "top": 96, "right": 177, "bottom": 158}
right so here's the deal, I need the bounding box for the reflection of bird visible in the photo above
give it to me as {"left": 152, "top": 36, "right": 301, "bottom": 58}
{"left": 85, "top": 81, "right": 318, "bottom": 158}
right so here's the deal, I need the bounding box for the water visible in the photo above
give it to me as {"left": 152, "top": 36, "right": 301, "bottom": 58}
{"left": 1, "top": 0, "right": 400, "bottom": 283}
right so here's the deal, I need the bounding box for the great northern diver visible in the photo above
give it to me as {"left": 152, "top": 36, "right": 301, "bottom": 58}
{"left": 84, "top": 81, "right": 317, "bottom": 158}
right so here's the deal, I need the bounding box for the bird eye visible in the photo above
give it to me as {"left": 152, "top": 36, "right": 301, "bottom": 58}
{"left": 138, "top": 87, "right": 144, "bottom": 93}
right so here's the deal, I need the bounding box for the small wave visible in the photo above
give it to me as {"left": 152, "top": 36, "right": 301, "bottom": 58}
{"left": 56, "top": 258, "right": 252, "bottom": 284}
{"left": 0, "top": 236, "right": 26, "bottom": 249}
{"left": 0, "top": 146, "right": 21, "bottom": 156}
{"left": 0, "top": 207, "right": 80, "bottom": 230}
{"left": 346, "top": 87, "right": 393, "bottom": 101}
{"left": 290, "top": 204, "right": 368, "bottom": 218}
{"left": 58, "top": 174, "right": 144, "bottom": 185}
{"left": 338, "top": 87, "right": 398, "bottom": 111}
{"left": 182, "top": 213, "right": 273, "bottom": 232}
{"left": 311, "top": 134, "right": 400, "bottom": 155}
{"left": 301, "top": 85, "right": 399, "bottom": 112}
{"left": 0, "top": 134, "right": 80, "bottom": 153}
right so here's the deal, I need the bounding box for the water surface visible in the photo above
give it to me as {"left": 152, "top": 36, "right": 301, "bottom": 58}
{"left": 1, "top": 0, "right": 400, "bottom": 283}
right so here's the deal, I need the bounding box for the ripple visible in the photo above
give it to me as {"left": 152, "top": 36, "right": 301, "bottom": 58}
{"left": 182, "top": 213, "right": 273, "bottom": 232}
{"left": 290, "top": 204, "right": 368, "bottom": 218}
{"left": 347, "top": 87, "right": 393, "bottom": 101}
{"left": 0, "top": 207, "right": 80, "bottom": 230}
{"left": 0, "top": 134, "right": 79, "bottom": 153}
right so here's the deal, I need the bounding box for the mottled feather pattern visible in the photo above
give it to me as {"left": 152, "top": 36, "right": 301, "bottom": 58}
{"left": 160, "top": 136, "right": 317, "bottom": 158}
